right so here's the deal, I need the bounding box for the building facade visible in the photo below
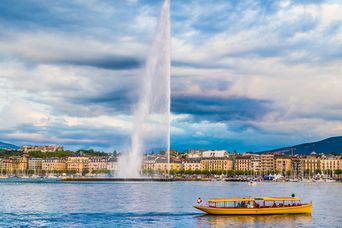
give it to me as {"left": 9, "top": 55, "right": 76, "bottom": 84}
{"left": 143, "top": 155, "right": 159, "bottom": 170}
{"left": 251, "top": 154, "right": 261, "bottom": 174}
{"left": 28, "top": 158, "right": 43, "bottom": 174}
{"left": 291, "top": 157, "right": 302, "bottom": 178}
{"left": 183, "top": 158, "right": 202, "bottom": 171}
{"left": 261, "top": 154, "right": 275, "bottom": 173}
{"left": 154, "top": 157, "right": 182, "bottom": 173}
{"left": 67, "top": 157, "right": 89, "bottom": 173}
{"left": 319, "top": 156, "right": 341, "bottom": 176}
{"left": 42, "top": 158, "right": 67, "bottom": 173}
{"left": 202, "top": 150, "right": 227, "bottom": 158}
{"left": 300, "top": 156, "right": 320, "bottom": 177}
{"left": 88, "top": 157, "right": 108, "bottom": 173}
{"left": 21, "top": 145, "right": 64, "bottom": 153}
{"left": 201, "top": 158, "right": 233, "bottom": 172}
{"left": 235, "top": 156, "right": 252, "bottom": 171}
{"left": 275, "top": 157, "right": 292, "bottom": 175}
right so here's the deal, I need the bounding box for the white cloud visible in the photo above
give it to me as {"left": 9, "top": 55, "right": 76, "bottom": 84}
{"left": 0, "top": 0, "right": 341, "bottom": 151}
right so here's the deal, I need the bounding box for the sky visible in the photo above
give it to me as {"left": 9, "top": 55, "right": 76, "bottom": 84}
{"left": 0, "top": 0, "right": 341, "bottom": 152}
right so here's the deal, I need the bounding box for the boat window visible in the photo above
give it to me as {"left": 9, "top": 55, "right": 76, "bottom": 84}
{"left": 226, "top": 202, "right": 234, "bottom": 208}
{"left": 264, "top": 201, "right": 274, "bottom": 207}
{"left": 217, "top": 202, "right": 225, "bottom": 208}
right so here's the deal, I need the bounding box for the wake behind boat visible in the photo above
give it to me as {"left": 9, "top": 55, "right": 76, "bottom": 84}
{"left": 194, "top": 196, "right": 312, "bottom": 215}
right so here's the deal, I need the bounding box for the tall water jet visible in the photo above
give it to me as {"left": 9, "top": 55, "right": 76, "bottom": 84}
{"left": 118, "top": 0, "right": 171, "bottom": 177}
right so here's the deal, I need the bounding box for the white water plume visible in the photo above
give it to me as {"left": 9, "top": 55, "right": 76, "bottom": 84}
{"left": 118, "top": 0, "right": 171, "bottom": 178}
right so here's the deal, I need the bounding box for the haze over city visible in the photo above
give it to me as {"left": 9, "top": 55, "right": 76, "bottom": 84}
{"left": 0, "top": 0, "right": 341, "bottom": 152}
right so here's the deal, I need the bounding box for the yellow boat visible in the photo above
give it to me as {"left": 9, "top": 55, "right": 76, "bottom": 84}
{"left": 194, "top": 197, "right": 312, "bottom": 215}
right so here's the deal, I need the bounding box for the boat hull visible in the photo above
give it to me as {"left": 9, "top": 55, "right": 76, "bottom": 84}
{"left": 193, "top": 204, "right": 312, "bottom": 215}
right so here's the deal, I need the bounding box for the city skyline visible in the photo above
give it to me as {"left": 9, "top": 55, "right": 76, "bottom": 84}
{"left": 0, "top": 0, "right": 342, "bottom": 152}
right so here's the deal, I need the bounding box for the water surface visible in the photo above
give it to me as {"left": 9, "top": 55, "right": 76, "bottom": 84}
{"left": 0, "top": 180, "right": 341, "bottom": 227}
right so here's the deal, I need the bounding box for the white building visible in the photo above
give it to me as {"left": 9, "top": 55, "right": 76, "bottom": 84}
{"left": 28, "top": 158, "right": 43, "bottom": 172}
{"left": 202, "top": 150, "right": 227, "bottom": 158}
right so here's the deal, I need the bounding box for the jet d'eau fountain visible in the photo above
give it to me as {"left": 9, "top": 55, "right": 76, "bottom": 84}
{"left": 118, "top": 0, "right": 171, "bottom": 178}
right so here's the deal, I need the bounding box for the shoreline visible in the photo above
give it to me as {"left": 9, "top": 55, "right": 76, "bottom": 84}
{"left": 0, "top": 177, "right": 340, "bottom": 182}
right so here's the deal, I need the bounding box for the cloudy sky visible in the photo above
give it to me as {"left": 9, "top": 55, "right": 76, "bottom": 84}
{"left": 0, "top": 0, "right": 341, "bottom": 152}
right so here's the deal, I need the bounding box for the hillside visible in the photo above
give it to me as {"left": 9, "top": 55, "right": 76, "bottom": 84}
{"left": 0, "top": 141, "right": 19, "bottom": 150}
{"left": 260, "top": 136, "right": 342, "bottom": 155}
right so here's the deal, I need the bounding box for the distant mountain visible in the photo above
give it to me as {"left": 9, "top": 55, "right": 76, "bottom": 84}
{"left": 0, "top": 141, "right": 19, "bottom": 150}
{"left": 259, "top": 136, "right": 342, "bottom": 155}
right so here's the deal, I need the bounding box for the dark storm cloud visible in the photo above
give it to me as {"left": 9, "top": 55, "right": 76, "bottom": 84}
{"left": 69, "top": 88, "right": 136, "bottom": 115}
{"left": 0, "top": 0, "right": 80, "bottom": 30}
{"left": 58, "top": 56, "right": 142, "bottom": 70}
{"left": 0, "top": 123, "right": 130, "bottom": 150}
{"left": 172, "top": 60, "right": 230, "bottom": 69}
{"left": 172, "top": 96, "right": 271, "bottom": 122}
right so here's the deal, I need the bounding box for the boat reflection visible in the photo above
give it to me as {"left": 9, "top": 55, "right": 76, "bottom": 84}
{"left": 196, "top": 214, "right": 312, "bottom": 227}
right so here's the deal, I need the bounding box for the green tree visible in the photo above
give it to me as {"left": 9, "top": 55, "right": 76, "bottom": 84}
{"left": 201, "top": 170, "right": 210, "bottom": 176}
{"left": 335, "top": 169, "right": 342, "bottom": 177}
{"left": 286, "top": 170, "right": 291, "bottom": 177}
{"left": 0, "top": 149, "right": 23, "bottom": 158}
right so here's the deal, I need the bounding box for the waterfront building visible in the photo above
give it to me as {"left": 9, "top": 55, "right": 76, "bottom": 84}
{"left": 0, "top": 158, "right": 12, "bottom": 174}
{"left": 0, "top": 158, "right": 4, "bottom": 175}
{"left": 251, "top": 154, "right": 261, "bottom": 174}
{"left": 88, "top": 157, "right": 108, "bottom": 173}
{"left": 1, "top": 158, "right": 13, "bottom": 174}
{"left": 106, "top": 157, "right": 118, "bottom": 174}
{"left": 154, "top": 157, "right": 182, "bottom": 173}
{"left": 28, "top": 158, "right": 43, "bottom": 174}
{"left": 21, "top": 145, "right": 64, "bottom": 153}
{"left": 235, "top": 156, "right": 252, "bottom": 172}
{"left": 275, "top": 156, "right": 292, "bottom": 175}
{"left": 291, "top": 157, "right": 302, "bottom": 178}
{"left": 300, "top": 156, "right": 320, "bottom": 177}
{"left": 67, "top": 157, "right": 89, "bottom": 174}
{"left": 42, "top": 158, "right": 67, "bottom": 173}
{"left": 201, "top": 158, "right": 233, "bottom": 172}
{"left": 0, "top": 156, "right": 29, "bottom": 175}
{"left": 183, "top": 158, "right": 202, "bottom": 171}
{"left": 143, "top": 154, "right": 159, "bottom": 170}
{"left": 261, "top": 154, "right": 275, "bottom": 173}
{"left": 320, "top": 156, "right": 341, "bottom": 177}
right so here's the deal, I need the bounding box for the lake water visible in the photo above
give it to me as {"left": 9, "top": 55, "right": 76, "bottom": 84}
{"left": 0, "top": 179, "right": 341, "bottom": 227}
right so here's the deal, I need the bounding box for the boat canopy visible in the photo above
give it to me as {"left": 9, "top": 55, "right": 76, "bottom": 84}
{"left": 208, "top": 197, "right": 300, "bottom": 203}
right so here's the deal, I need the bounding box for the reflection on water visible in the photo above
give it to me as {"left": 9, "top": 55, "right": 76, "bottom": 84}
{"left": 197, "top": 214, "right": 312, "bottom": 228}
